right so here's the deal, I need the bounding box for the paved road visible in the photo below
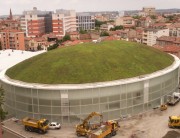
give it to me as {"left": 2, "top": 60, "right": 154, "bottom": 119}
{"left": 2, "top": 127, "right": 25, "bottom": 138}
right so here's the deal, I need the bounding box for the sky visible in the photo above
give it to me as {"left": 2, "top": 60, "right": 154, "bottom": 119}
{"left": 0, "top": 0, "right": 180, "bottom": 15}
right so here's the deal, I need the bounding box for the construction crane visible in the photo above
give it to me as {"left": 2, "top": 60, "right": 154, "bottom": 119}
{"left": 76, "top": 112, "right": 103, "bottom": 137}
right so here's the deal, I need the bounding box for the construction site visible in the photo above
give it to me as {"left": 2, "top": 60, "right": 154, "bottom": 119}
{"left": 1, "top": 43, "right": 180, "bottom": 138}
{"left": 2, "top": 97, "right": 180, "bottom": 138}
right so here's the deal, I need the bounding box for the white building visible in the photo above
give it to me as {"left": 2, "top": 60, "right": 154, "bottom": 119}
{"left": 142, "top": 28, "right": 169, "bottom": 46}
{"left": 100, "top": 24, "right": 114, "bottom": 31}
{"left": 168, "top": 23, "right": 180, "bottom": 37}
{"left": 76, "top": 13, "right": 95, "bottom": 31}
{"left": 52, "top": 9, "right": 77, "bottom": 36}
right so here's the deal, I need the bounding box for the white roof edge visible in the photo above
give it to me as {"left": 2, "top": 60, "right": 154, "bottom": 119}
{"left": 0, "top": 54, "right": 180, "bottom": 90}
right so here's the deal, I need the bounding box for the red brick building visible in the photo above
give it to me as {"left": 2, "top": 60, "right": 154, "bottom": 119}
{"left": 0, "top": 29, "right": 25, "bottom": 50}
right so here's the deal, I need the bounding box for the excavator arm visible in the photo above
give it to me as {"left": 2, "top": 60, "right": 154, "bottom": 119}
{"left": 76, "top": 112, "right": 103, "bottom": 136}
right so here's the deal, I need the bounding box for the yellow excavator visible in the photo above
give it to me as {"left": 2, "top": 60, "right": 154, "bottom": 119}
{"left": 76, "top": 112, "right": 103, "bottom": 137}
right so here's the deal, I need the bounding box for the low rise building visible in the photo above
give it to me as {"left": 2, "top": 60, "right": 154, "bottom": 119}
{"left": 154, "top": 45, "right": 180, "bottom": 58}
{"left": 68, "top": 32, "right": 80, "bottom": 40}
{"left": 25, "top": 37, "right": 47, "bottom": 51}
{"left": 156, "top": 36, "right": 180, "bottom": 46}
{"left": 100, "top": 24, "right": 114, "bottom": 31}
{"left": 168, "top": 23, "right": 180, "bottom": 37}
{"left": 115, "top": 16, "right": 135, "bottom": 27}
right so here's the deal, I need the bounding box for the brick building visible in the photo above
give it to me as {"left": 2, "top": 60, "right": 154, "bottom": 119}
{"left": 0, "top": 30, "right": 25, "bottom": 50}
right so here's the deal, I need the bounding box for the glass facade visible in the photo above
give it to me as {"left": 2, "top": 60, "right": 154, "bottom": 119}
{"left": 0, "top": 66, "right": 179, "bottom": 124}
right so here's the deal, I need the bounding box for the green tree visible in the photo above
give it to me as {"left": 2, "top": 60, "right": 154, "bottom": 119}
{"left": 132, "top": 15, "right": 141, "bottom": 19}
{"left": 62, "top": 34, "right": 71, "bottom": 42}
{"left": 47, "top": 43, "right": 59, "bottom": 51}
{"left": 0, "top": 86, "right": 7, "bottom": 121}
{"left": 95, "top": 20, "right": 107, "bottom": 27}
{"left": 100, "top": 31, "right": 109, "bottom": 36}
{"left": 110, "top": 25, "right": 124, "bottom": 31}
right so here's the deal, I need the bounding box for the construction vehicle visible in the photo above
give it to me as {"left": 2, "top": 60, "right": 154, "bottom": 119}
{"left": 76, "top": 112, "right": 103, "bottom": 137}
{"left": 160, "top": 104, "right": 167, "bottom": 111}
{"left": 22, "top": 117, "right": 49, "bottom": 134}
{"left": 168, "top": 116, "right": 180, "bottom": 128}
{"left": 167, "top": 95, "right": 180, "bottom": 106}
{"left": 88, "top": 120, "right": 119, "bottom": 138}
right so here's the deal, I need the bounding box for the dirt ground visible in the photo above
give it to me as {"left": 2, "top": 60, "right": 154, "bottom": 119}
{"left": 2, "top": 102, "right": 180, "bottom": 138}
{"left": 116, "top": 103, "right": 180, "bottom": 138}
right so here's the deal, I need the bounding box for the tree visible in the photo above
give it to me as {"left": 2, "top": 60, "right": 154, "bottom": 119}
{"left": 110, "top": 25, "right": 124, "bottom": 31}
{"left": 0, "top": 86, "right": 7, "bottom": 121}
{"left": 132, "top": 15, "right": 141, "bottom": 19}
{"left": 47, "top": 43, "right": 59, "bottom": 51}
{"left": 62, "top": 34, "right": 71, "bottom": 42}
{"left": 100, "top": 31, "right": 109, "bottom": 36}
{"left": 95, "top": 19, "right": 107, "bottom": 27}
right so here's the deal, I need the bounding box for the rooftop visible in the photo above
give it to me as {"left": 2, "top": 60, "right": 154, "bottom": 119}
{"left": 5, "top": 40, "right": 174, "bottom": 84}
{"left": 0, "top": 50, "right": 45, "bottom": 73}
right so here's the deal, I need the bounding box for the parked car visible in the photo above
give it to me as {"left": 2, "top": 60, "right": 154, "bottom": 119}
{"left": 49, "top": 122, "right": 61, "bottom": 129}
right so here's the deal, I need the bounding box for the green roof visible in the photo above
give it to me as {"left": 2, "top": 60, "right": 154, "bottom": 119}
{"left": 6, "top": 40, "right": 174, "bottom": 84}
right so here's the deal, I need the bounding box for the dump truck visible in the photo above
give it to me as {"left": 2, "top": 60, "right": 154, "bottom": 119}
{"left": 168, "top": 116, "right": 180, "bottom": 128}
{"left": 22, "top": 117, "right": 49, "bottom": 134}
{"left": 88, "top": 120, "right": 119, "bottom": 138}
{"left": 167, "top": 95, "right": 180, "bottom": 106}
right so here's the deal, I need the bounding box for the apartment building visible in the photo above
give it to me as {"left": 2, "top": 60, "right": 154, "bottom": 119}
{"left": 115, "top": 16, "right": 135, "bottom": 27}
{"left": 0, "top": 29, "right": 25, "bottom": 50}
{"left": 142, "top": 28, "right": 169, "bottom": 46}
{"left": 21, "top": 7, "right": 52, "bottom": 37}
{"left": 168, "top": 23, "right": 180, "bottom": 37}
{"left": 76, "top": 13, "right": 95, "bottom": 31}
{"left": 52, "top": 9, "right": 77, "bottom": 36}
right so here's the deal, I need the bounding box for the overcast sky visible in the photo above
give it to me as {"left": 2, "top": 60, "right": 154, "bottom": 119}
{"left": 0, "top": 0, "right": 180, "bottom": 15}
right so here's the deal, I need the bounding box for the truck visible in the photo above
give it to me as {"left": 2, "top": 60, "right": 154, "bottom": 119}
{"left": 168, "top": 116, "right": 180, "bottom": 128}
{"left": 167, "top": 95, "right": 180, "bottom": 106}
{"left": 88, "top": 120, "right": 119, "bottom": 138}
{"left": 22, "top": 117, "right": 49, "bottom": 134}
